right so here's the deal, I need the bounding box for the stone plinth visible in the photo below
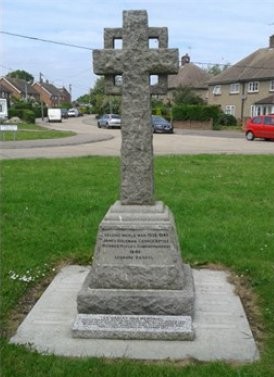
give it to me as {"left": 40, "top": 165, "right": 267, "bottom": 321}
{"left": 75, "top": 202, "right": 194, "bottom": 328}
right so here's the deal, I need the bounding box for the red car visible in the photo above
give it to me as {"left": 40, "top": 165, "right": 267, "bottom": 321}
{"left": 243, "top": 115, "right": 274, "bottom": 141}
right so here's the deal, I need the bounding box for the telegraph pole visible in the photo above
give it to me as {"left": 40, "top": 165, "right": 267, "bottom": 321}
{"left": 40, "top": 72, "right": 44, "bottom": 120}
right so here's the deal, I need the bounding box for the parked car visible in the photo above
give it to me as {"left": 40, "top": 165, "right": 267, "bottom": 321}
{"left": 67, "top": 108, "right": 79, "bottom": 117}
{"left": 61, "top": 108, "right": 68, "bottom": 118}
{"left": 243, "top": 115, "right": 274, "bottom": 141}
{"left": 152, "top": 115, "right": 173, "bottom": 133}
{"left": 97, "top": 114, "right": 121, "bottom": 128}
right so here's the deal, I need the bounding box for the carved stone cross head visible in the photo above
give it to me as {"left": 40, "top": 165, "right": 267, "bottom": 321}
{"left": 93, "top": 10, "right": 178, "bottom": 205}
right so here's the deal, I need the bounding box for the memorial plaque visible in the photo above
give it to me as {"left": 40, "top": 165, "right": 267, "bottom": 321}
{"left": 98, "top": 229, "right": 174, "bottom": 265}
{"left": 72, "top": 314, "right": 194, "bottom": 340}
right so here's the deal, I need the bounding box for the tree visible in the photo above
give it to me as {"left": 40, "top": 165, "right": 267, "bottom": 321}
{"left": 76, "top": 94, "right": 90, "bottom": 104}
{"left": 206, "top": 64, "right": 229, "bottom": 76}
{"left": 89, "top": 77, "right": 104, "bottom": 113}
{"left": 7, "top": 70, "right": 34, "bottom": 84}
{"left": 172, "top": 87, "right": 205, "bottom": 105}
{"left": 90, "top": 77, "right": 121, "bottom": 114}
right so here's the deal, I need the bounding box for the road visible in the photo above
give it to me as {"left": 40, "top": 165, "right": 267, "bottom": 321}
{"left": 0, "top": 115, "right": 273, "bottom": 160}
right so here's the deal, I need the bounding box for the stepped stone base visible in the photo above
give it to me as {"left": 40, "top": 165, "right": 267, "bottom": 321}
{"left": 77, "top": 263, "right": 194, "bottom": 315}
{"left": 75, "top": 201, "right": 195, "bottom": 339}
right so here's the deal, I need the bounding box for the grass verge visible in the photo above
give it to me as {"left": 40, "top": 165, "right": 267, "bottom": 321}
{"left": 1, "top": 155, "right": 274, "bottom": 376}
{"left": 0, "top": 122, "right": 75, "bottom": 141}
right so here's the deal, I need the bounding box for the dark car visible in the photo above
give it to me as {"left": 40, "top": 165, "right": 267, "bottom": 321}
{"left": 243, "top": 114, "right": 274, "bottom": 141}
{"left": 152, "top": 115, "right": 173, "bottom": 133}
{"left": 97, "top": 114, "right": 121, "bottom": 128}
{"left": 61, "top": 109, "right": 68, "bottom": 118}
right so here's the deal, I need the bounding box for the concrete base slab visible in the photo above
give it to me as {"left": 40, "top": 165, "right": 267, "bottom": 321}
{"left": 10, "top": 265, "right": 259, "bottom": 362}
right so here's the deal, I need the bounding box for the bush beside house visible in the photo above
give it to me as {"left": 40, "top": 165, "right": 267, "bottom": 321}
{"left": 172, "top": 104, "right": 225, "bottom": 129}
{"left": 8, "top": 100, "right": 42, "bottom": 124}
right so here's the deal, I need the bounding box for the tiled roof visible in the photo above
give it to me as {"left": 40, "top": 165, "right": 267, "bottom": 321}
{"left": 255, "top": 94, "right": 274, "bottom": 105}
{"left": 38, "top": 82, "right": 61, "bottom": 96}
{"left": 168, "top": 63, "right": 212, "bottom": 89}
{"left": 5, "top": 77, "right": 37, "bottom": 95}
{"left": 0, "top": 82, "right": 12, "bottom": 94}
{"left": 209, "top": 48, "right": 274, "bottom": 85}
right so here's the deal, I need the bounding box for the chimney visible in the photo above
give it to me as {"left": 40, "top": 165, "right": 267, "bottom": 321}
{"left": 270, "top": 35, "right": 274, "bottom": 48}
{"left": 181, "top": 54, "right": 190, "bottom": 65}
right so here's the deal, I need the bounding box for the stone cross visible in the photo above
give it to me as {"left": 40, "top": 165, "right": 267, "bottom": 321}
{"left": 93, "top": 10, "right": 178, "bottom": 205}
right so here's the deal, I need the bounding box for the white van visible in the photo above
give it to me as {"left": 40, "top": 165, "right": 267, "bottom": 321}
{"left": 48, "top": 108, "right": 62, "bottom": 122}
{"left": 0, "top": 99, "right": 8, "bottom": 120}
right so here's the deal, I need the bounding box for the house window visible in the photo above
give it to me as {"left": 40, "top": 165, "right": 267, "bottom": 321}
{"left": 247, "top": 81, "right": 259, "bottom": 93}
{"left": 213, "top": 85, "right": 221, "bottom": 95}
{"left": 225, "top": 105, "right": 236, "bottom": 115}
{"left": 230, "top": 83, "right": 240, "bottom": 94}
{"left": 270, "top": 80, "right": 274, "bottom": 92}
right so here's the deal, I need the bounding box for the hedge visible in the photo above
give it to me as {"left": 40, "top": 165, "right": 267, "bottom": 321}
{"left": 172, "top": 104, "right": 221, "bottom": 123}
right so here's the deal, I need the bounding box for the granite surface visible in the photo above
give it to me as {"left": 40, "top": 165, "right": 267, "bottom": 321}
{"left": 72, "top": 314, "right": 194, "bottom": 340}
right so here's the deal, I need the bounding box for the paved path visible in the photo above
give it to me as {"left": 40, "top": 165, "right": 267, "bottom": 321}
{"left": 1, "top": 115, "right": 273, "bottom": 159}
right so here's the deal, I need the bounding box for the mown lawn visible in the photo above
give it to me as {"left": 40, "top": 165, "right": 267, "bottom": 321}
{"left": 0, "top": 122, "right": 75, "bottom": 141}
{"left": 1, "top": 155, "right": 274, "bottom": 377}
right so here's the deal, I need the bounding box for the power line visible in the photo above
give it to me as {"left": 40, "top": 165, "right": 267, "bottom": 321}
{"left": 1, "top": 30, "right": 273, "bottom": 71}
{"left": 192, "top": 61, "right": 272, "bottom": 71}
{"left": 0, "top": 63, "right": 14, "bottom": 71}
{"left": 1, "top": 31, "right": 93, "bottom": 51}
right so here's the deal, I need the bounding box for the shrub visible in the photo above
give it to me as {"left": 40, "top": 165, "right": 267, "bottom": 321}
{"left": 8, "top": 107, "right": 21, "bottom": 119}
{"left": 217, "top": 113, "right": 238, "bottom": 126}
{"left": 9, "top": 100, "right": 42, "bottom": 122}
{"left": 32, "top": 104, "right": 42, "bottom": 118}
{"left": 79, "top": 105, "right": 92, "bottom": 114}
{"left": 172, "top": 87, "right": 205, "bottom": 105}
{"left": 172, "top": 104, "right": 221, "bottom": 123}
{"left": 22, "top": 110, "right": 35, "bottom": 123}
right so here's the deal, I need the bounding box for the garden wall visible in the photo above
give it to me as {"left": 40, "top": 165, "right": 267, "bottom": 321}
{"left": 173, "top": 119, "right": 213, "bottom": 130}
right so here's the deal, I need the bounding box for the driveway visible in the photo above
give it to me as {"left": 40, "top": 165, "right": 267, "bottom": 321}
{"left": 0, "top": 115, "right": 273, "bottom": 160}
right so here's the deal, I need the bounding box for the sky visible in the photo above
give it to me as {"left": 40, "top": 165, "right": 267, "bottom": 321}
{"left": 1, "top": 0, "right": 274, "bottom": 100}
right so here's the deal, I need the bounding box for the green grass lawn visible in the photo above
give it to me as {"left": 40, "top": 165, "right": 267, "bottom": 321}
{"left": 0, "top": 122, "right": 75, "bottom": 141}
{"left": 1, "top": 155, "right": 274, "bottom": 376}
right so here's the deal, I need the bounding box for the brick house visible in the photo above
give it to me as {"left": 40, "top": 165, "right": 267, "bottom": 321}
{"left": 32, "top": 81, "right": 62, "bottom": 107}
{"left": 0, "top": 77, "right": 39, "bottom": 102}
{"left": 0, "top": 77, "right": 72, "bottom": 108}
{"left": 32, "top": 82, "right": 71, "bottom": 107}
{"left": 0, "top": 81, "right": 12, "bottom": 102}
{"left": 208, "top": 35, "right": 274, "bottom": 122}
{"left": 58, "top": 86, "right": 71, "bottom": 104}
